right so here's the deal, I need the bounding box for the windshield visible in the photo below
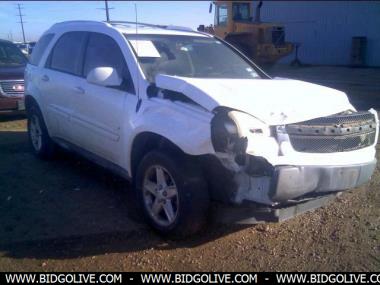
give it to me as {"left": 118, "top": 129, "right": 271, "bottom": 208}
{"left": 0, "top": 42, "right": 27, "bottom": 66}
{"left": 125, "top": 34, "right": 261, "bottom": 82}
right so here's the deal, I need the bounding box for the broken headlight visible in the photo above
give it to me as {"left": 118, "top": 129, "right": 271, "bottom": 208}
{"left": 211, "top": 110, "right": 270, "bottom": 153}
{"left": 228, "top": 110, "right": 271, "bottom": 137}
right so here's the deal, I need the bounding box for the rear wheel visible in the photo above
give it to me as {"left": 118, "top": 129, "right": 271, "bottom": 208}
{"left": 135, "top": 151, "right": 209, "bottom": 238}
{"left": 27, "top": 105, "right": 56, "bottom": 159}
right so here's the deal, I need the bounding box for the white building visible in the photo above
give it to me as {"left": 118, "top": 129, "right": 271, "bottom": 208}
{"left": 259, "top": 1, "right": 380, "bottom": 66}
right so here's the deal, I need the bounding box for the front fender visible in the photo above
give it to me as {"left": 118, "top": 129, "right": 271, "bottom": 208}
{"left": 126, "top": 98, "right": 215, "bottom": 173}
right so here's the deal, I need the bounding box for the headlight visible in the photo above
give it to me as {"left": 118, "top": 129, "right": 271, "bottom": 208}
{"left": 228, "top": 110, "right": 271, "bottom": 137}
{"left": 211, "top": 110, "right": 270, "bottom": 153}
{"left": 211, "top": 110, "right": 239, "bottom": 152}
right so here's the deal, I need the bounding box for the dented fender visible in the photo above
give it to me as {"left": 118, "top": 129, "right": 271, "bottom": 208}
{"left": 128, "top": 97, "right": 215, "bottom": 169}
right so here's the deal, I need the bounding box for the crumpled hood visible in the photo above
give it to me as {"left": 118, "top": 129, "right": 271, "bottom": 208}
{"left": 156, "top": 75, "right": 355, "bottom": 125}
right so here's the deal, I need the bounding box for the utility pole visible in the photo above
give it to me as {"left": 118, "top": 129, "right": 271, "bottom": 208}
{"left": 16, "top": 3, "right": 26, "bottom": 43}
{"left": 105, "top": 0, "right": 110, "bottom": 22}
{"left": 97, "top": 0, "right": 114, "bottom": 22}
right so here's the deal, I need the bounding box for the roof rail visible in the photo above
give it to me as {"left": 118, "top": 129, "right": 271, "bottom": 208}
{"left": 50, "top": 20, "right": 209, "bottom": 37}
{"left": 52, "top": 20, "right": 110, "bottom": 28}
{"left": 109, "top": 21, "right": 166, "bottom": 29}
{"left": 109, "top": 21, "right": 194, "bottom": 33}
{"left": 165, "top": 25, "right": 194, "bottom": 32}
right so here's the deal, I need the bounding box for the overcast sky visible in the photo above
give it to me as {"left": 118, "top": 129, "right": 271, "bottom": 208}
{"left": 0, "top": 1, "right": 214, "bottom": 42}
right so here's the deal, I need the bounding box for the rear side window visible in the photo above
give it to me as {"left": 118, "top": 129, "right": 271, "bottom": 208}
{"left": 84, "top": 32, "right": 135, "bottom": 93}
{"left": 48, "top": 32, "right": 87, "bottom": 76}
{"left": 29, "top": 33, "right": 54, "bottom": 66}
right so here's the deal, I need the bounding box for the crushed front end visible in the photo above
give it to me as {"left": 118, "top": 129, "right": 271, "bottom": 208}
{"left": 205, "top": 109, "right": 379, "bottom": 223}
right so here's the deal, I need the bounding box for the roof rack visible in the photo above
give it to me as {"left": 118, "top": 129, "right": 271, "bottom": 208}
{"left": 50, "top": 20, "right": 209, "bottom": 37}
{"left": 109, "top": 21, "right": 194, "bottom": 33}
{"left": 52, "top": 20, "right": 110, "bottom": 28}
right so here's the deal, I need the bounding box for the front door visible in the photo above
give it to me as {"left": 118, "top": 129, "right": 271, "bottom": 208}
{"left": 70, "top": 32, "right": 137, "bottom": 164}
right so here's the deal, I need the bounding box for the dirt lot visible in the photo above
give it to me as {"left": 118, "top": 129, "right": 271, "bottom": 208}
{"left": 0, "top": 65, "right": 379, "bottom": 271}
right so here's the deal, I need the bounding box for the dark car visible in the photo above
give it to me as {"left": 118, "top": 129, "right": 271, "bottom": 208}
{"left": 0, "top": 39, "right": 27, "bottom": 112}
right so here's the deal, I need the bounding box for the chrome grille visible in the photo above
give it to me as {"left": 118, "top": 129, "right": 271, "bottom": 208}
{"left": 293, "top": 112, "right": 375, "bottom": 126}
{"left": 286, "top": 111, "right": 377, "bottom": 153}
{"left": 0, "top": 80, "right": 24, "bottom": 97}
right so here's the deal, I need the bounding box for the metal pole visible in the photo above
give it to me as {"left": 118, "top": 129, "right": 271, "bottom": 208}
{"left": 17, "top": 4, "right": 26, "bottom": 43}
{"left": 97, "top": 0, "right": 113, "bottom": 22}
{"left": 105, "top": 0, "right": 110, "bottom": 22}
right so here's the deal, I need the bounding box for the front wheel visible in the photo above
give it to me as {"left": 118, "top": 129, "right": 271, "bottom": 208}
{"left": 135, "top": 151, "right": 209, "bottom": 238}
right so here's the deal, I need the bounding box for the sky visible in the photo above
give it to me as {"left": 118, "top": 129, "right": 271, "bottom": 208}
{"left": 0, "top": 1, "right": 214, "bottom": 42}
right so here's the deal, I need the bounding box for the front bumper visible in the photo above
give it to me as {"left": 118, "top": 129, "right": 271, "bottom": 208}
{"left": 213, "top": 160, "right": 376, "bottom": 224}
{"left": 203, "top": 153, "right": 377, "bottom": 224}
{"left": 0, "top": 97, "right": 25, "bottom": 111}
{"left": 270, "top": 159, "right": 377, "bottom": 202}
{"left": 214, "top": 193, "right": 337, "bottom": 224}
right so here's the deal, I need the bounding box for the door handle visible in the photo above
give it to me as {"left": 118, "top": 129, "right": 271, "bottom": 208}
{"left": 74, "top": 86, "right": 85, "bottom": 94}
{"left": 41, "top": 75, "right": 49, "bottom": 82}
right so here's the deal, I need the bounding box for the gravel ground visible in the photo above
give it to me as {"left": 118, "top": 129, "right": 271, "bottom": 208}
{"left": 0, "top": 66, "right": 379, "bottom": 272}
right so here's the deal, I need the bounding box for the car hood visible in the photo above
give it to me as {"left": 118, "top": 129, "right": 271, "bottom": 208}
{"left": 155, "top": 75, "right": 355, "bottom": 125}
{"left": 0, "top": 65, "right": 26, "bottom": 80}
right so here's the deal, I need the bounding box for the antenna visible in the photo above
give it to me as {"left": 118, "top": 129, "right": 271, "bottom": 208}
{"left": 134, "top": 3, "right": 138, "bottom": 37}
{"left": 8, "top": 31, "right": 14, "bottom": 42}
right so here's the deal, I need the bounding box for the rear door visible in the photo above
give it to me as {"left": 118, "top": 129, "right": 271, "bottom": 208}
{"left": 39, "top": 31, "right": 88, "bottom": 140}
{"left": 70, "top": 32, "right": 136, "bottom": 164}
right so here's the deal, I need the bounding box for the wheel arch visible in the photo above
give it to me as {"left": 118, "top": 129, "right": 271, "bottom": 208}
{"left": 24, "top": 94, "right": 39, "bottom": 113}
{"left": 24, "top": 94, "right": 54, "bottom": 138}
{"left": 129, "top": 131, "right": 187, "bottom": 179}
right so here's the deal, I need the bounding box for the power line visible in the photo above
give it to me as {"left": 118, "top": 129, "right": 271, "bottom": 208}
{"left": 16, "top": 3, "right": 26, "bottom": 43}
{"left": 97, "top": 0, "right": 114, "bottom": 22}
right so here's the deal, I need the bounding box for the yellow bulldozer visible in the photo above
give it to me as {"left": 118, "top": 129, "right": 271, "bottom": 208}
{"left": 198, "top": 1, "right": 293, "bottom": 65}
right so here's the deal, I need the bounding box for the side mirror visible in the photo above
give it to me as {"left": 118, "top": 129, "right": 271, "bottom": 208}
{"left": 147, "top": 83, "right": 159, "bottom": 98}
{"left": 209, "top": 2, "right": 213, "bottom": 13}
{"left": 86, "top": 67, "right": 122, "bottom": 87}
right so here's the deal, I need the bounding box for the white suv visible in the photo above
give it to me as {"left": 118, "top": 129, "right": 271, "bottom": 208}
{"left": 25, "top": 21, "right": 378, "bottom": 237}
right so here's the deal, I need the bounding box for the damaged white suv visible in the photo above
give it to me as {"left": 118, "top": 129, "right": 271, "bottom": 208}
{"left": 25, "top": 21, "right": 378, "bottom": 236}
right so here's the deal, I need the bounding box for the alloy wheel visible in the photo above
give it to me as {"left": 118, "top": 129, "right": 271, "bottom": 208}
{"left": 142, "top": 165, "right": 179, "bottom": 227}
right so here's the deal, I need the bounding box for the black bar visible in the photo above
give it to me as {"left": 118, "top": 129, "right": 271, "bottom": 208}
{"left": 0, "top": 272, "right": 379, "bottom": 284}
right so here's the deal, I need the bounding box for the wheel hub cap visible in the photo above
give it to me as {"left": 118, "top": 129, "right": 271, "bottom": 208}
{"left": 142, "top": 165, "right": 179, "bottom": 227}
{"left": 30, "top": 115, "right": 42, "bottom": 151}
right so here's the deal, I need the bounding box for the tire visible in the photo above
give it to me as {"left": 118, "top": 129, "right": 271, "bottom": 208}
{"left": 135, "top": 150, "right": 209, "bottom": 238}
{"left": 27, "top": 104, "right": 56, "bottom": 159}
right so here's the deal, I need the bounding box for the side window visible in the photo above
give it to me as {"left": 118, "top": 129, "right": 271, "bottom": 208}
{"left": 84, "top": 32, "right": 135, "bottom": 94}
{"left": 29, "top": 33, "right": 54, "bottom": 66}
{"left": 216, "top": 5, "right": 228, "bottom": 26}
{"left": 48, "top": 32, "right": 87, "bottom": 76}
